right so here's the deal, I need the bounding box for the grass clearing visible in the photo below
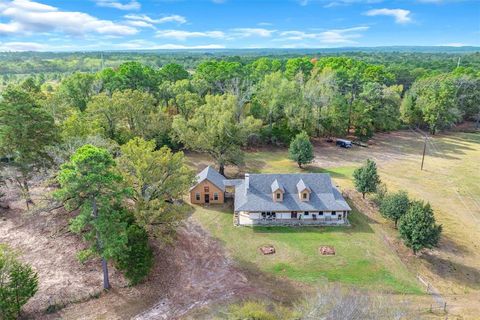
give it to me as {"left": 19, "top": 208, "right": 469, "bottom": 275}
{"left": 187, "top": 129, "right": 480, "bottom": 313}
{"left": 192, "top": 203, "right": 421, "bottom": 294}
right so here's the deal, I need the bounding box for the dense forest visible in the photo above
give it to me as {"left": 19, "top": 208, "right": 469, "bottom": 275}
{"left": 0, "top": 51, "right": 479, "bottom": 305}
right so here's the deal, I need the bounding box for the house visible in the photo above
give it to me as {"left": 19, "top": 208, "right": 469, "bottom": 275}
{"left": 189, "top": 166, "right": 226, "bottom": 204}
{"left": 190, "top": 166, "right": 351, "bottom": 226}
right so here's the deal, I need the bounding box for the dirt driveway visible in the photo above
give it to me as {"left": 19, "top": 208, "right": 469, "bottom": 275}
{"left": 0, "top": 187, "right": 273, "bottom": 320}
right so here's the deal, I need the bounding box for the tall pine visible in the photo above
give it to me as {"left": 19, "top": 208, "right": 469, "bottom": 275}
{"left": 56, "top": 145, "right": 130, "bottom": 289}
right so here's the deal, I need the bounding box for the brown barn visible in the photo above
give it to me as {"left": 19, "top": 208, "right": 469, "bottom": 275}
{"left": 189, "top": 166, "right": 226, "bottom": 204}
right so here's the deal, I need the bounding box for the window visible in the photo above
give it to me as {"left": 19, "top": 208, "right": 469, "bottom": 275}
{"left": 291, "top": 212, "right": 297, "bottom": 219}
{"left": 319, "top": 211, "right": 323, "bottom": 216}
{"left": 204, "top": 186, "right": 209, "bottom": 192}
{"left": 195, "top": 193, "right": 200, "bottom": 201}
{"left": 276, "top": 192, "right": 281, "bottom": 199}
{"left": 338, "top": 214, "right": 342, "bottom": 220}
{"left": 302, "top": 193, "right": 307, "bottom": 199}
{"left": 213, "top": 192, "right": 218, "bottom": 201}
{"left": 332, "top": 211, "right": 336, "bottom": 215}
{"left": 304, "top": 211, "right": 309, "bottom": 215}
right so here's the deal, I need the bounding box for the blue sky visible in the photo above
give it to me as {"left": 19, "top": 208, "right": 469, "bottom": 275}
{"left": 0, "top": 0, "right": 478, "bottom": 51}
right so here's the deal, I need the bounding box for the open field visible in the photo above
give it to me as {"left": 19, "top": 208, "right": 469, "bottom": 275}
{"left": 187, "top": 128, "right": 480, "bottom": 316}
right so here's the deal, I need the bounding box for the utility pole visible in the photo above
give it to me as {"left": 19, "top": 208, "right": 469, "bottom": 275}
{"left": 421, "top": 135, "right": 427, "bottom": 170}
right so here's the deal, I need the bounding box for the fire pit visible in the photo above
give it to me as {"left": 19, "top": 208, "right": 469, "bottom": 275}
{"left": 259, "top": 245, "right": 276, "bottom": 255}
{"left": 319, "top": 246, "right": 336, "bottom": 256}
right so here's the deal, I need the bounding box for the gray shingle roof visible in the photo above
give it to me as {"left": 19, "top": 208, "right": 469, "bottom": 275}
{"left": 271, "top": 179, "right": 284, "bottom": 193}
{"left": 223, "top": 179, "right": 243, "bottom": 187}
{"left": 296, "top": 179, "right": 310, "bottom": 193}
{"left": 191, "top": 166, "right": 226, "bottom": 191}
{"left": 234, "top": 173, "right": 351, "bottom": 212}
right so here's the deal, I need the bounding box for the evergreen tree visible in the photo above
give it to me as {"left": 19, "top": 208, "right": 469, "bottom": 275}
{"left": 379, "top": 190, "right": 410, "bottom": 228}
{"left": 289, "top": 131, "right": 314, "bottom": 168}
{"left": 398, "top": 201, "right": 442, "bottom": 255}
{"left": 55, "top": 145, "right": 130, "bottom": 289}
{"left": 116, "top": 222, "right": 154, "bottom": 285}
{"left": 0, "top": 87, "right": 59, "bottom": 208}
{"left": 353, "top": 159, "right": 381, "bottom": 199}
{"left": 0, "top": 245, "right": 38, "bottom": 320}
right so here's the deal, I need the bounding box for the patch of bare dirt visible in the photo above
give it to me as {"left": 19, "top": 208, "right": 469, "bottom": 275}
{"left": 0, "top": 184, "right": 128, "bottom": 318}
{"left": 1, "top": 181, "right": 292, "bottom": 319}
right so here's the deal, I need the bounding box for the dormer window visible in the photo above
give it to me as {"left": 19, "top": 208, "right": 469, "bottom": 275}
{"left": 271, "top": 179, "right": 284, "bottom": 202}
{"left": 297, "top": 179, "right": 311, "bottom": 201}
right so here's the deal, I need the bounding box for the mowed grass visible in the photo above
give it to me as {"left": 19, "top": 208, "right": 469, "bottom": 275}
{"left": 188, "top": 129, "right": 479, "bottom": 297}
{"left": 377, "top": 132, "right": 480, "bottom": 295}
{"left": 192, "top": 203, "right": 421, "bottom": 293}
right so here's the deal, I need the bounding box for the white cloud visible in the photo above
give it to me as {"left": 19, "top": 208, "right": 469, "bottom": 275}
{"left": 278, "top": 26, "right": 369, "bottom": 44}
{"left": 155, "top": 29, "right": 225, "bottom": 40}
{"left": 125, "top": 20, "right": 155, "bottom": 28}
{"left": 230, "top": 28, "right": 276, "bottom": 38}
{"left": 442, "top": 42, "right": 467, "bottom": 47}
{"left": 150, "top": 44, "right": 225, "bottom": 49}
{"left": 114, "top": 39, "right": 225, "bottom": 49}
{"left": 365, "top": 8, "right": 412, "bottom": 24}
{"left": 0, "top": 41, "right": 48, "bottom": 51}
{"left": 124, "top": 14, "right": 187, "bottom": 24}
{"left": 0, "top": 0, "right": 138, "bottom": 36}
{"left": 323, "top": 0, "right": 383, "bottom": 8}
{"left": 94, "top": 0, "right": 140, "bottom": 11}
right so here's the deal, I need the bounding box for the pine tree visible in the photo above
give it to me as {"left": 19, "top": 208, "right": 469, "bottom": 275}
{"left": 0, "top": 87, "right": 58, "bottom": 208}
{"left": 353, "top": 159, "right": 381, "bottom": 199}
{"left": 398, "top": 201, "right": 442, "bottom": 255}
{"left": 0, "top": 245, "right": 38, "bottom": 320}
{"left": 289, "top": 131, "right": 314, "bottom": 168}
{"left": 55, "top": 145, "right": 130, "bottom": 290}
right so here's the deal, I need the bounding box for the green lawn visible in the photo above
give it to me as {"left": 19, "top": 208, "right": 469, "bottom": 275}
{"left": 192, "top": 203, "right": 421, "bottom": 294}
{"left": 188, "top": 130, "right": 480, "bottom": 312}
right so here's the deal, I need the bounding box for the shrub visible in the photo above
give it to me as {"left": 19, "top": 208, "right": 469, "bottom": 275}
{"left": 116, "top": 224, "right": 154, "bottom": 285}
{"left": 0, "top": 245, "right": 39, "bottom": 320}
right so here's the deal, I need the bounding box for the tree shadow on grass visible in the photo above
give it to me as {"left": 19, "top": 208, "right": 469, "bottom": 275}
{"left": 420, "top": 254, "right": 480, "bottom": 290}
{"left": 236, "top": 259, "right": 306, "bottom": 305}
{"left": 437, "top": 235, "right": 472, "bottom": 256}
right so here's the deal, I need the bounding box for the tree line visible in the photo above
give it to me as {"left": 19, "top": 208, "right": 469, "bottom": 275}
{"left": 0, "top": 55, "right": 473, "bottom": 316}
